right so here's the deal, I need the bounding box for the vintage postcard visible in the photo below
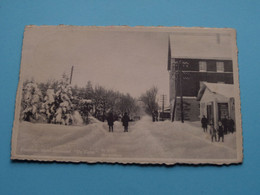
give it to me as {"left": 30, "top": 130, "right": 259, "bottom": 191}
{"left": 11, "top": 25, "right": 243, "bottom": 165}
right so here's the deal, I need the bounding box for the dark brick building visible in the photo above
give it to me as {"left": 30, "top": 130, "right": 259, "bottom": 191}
{"left": 167, "top": 32, "right": 234, "bottom": 121}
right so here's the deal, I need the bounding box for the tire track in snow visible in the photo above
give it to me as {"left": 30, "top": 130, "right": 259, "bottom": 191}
{"left": 131, "top": 116, "right": 167, "bottom": 158}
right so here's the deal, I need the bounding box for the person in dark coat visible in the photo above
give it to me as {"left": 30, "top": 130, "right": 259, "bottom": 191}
{"left": 107, "top": 112, "right": 114, "bottom": 132}
{"left": 221, "top": 116, "right": 228, "bottom": 134}
{"left": 155, "top": 110, "right": 159, "bottom": 121}
{"left": 217, "top": 120, "right": 224, "bottom": 142}
{"left": 122, "top": 112, "right": 130, "bottom": 132}
{"left": 201, "top": 115, "right": 208, "bottom": 132}
{"left": 152, "top": 111, "right": 155, "bottom": 122}
{"left": 227, "top": 116, "right": 235, "bottom": 134}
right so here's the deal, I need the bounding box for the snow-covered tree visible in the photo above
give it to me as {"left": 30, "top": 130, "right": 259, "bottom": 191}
{"left": 38, "top": 74, "right": 74, "bottom": 125}
{"left": 21, "top": 80, "right": 42, "bottom": 122}
{"left": 115, "top": 93, "right": 139, "bottom": 118}
{"left": 40, "top": 88, "right": 55, "bottom": 123}
{"left": 51, "top": 74, "right": 74, "bottom": 125}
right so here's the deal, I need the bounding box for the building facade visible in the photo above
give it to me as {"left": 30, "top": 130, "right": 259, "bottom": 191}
{"left": 197, "top": 82, "right": 235, "bottom": 129}
{"left": 167, "top": 33, "right": 234, "bottom": 121}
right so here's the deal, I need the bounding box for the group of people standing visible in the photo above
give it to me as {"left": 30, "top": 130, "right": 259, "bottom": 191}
{"left": 201, "top": 115, "right": 235, "bottom": 143}
{"left": 107, "top": 112, "right": 130, "bottom": 133}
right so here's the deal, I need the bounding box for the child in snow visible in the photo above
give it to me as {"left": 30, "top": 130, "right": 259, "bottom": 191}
{"left": 209, "top": 123, "right": 217, "bottom": 142}
{"left": 217, "top": 120, "right": 224, "bottom": 142}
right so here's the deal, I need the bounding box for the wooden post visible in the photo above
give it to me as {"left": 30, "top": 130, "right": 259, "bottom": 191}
{"left": 69, "top": 66, "right": 74, "bottom": 85}
{"left": 172, "top": 95, "right": 177, "bottom": 122}
{"left": 180, "top": 62, "right": 184, "bottom": 123}
{"left": 172, "top": 61, "right": 178, "bottom": 122}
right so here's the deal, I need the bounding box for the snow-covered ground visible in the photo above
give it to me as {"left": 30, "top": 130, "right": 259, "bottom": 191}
{"left": 16, "top": 115, "right": 237, "bottom": 160}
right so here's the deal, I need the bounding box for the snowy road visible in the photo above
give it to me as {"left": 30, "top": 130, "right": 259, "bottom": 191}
{"left": 16, "top": 115, "right": 237, "bottom": 160}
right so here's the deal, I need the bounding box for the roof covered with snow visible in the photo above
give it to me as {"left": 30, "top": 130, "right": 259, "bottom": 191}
{"left": 169, "top": 33, "right": 232, "bottom": 60}
{"left": 197, "top": 82, "right": 234, "bottom": 101}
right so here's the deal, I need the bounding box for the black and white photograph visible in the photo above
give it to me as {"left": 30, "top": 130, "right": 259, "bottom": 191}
{"left": 11, "top": 26, "right": 242, "bottom": 164}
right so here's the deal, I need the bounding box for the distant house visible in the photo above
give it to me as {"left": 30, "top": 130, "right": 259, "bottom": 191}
{"left": 159, "top": 106, "right": 171, "bottom": 121}
{"left": 167, "top": 32, "right": 234, "bottom": 121}
{"left": 197, "top": 82, "right": 235, "bottom": 129}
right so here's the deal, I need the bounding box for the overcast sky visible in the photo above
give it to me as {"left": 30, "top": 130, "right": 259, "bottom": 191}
{"left": 22, "top": 27, "right": 169, "bottom": 100}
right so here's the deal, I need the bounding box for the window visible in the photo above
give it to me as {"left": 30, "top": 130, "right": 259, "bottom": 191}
{"left": 216, "top": 61, "right": 224, "bottom": 72}
{"left": 199, "top": 61, "right": 207, "bottom": 72}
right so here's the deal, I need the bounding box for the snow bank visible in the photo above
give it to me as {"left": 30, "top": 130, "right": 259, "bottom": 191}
{"left": 72, "top": 111, "right": 84, "bottom": 125}
{"left": 88, "top": 115, "right": 102, "bottom": 124}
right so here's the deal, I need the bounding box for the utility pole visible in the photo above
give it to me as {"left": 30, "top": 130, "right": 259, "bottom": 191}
{"left": 171, "top": 61, "right": 178, "bottom": 122}
{"left": 172, "top": 60, "right": 184, "bottom": 123}
{"left": 161, "top": 94, "right": 166, "bottom": 113}
{"left": 171, "top": 94, "right": 177, "bottom": 122}
{"left": 69, "top": 66, "right": 74, "bottom": 85}
{"left": 160, "top": 94, "right": 166, "bottom": 121}
{"left": 179, "top": 62, "right": 184, "bottom": 123}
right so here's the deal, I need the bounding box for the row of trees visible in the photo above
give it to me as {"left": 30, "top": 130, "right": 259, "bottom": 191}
{"left": 71, "top": 81, "right": 140, "bottom": 122}
{"left": 21, "top": 74, "right": 141, "bottom": 125}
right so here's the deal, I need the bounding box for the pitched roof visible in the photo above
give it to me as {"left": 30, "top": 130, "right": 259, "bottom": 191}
{"left": 169, "top": 33, "right": 233, "bottom": 60}
{"left": 197, "top": 82, "right": 234, "bottom": 101}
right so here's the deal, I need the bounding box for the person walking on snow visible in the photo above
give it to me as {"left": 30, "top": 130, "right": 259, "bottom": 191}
{"left": 107, "top": 112, "right": 114, "bottom": 132}
{"left": 201, "top": 115, "right": 208, "bottom": 132}
{"left": 122, "top": 112, "right": 130, "bottom": 132}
